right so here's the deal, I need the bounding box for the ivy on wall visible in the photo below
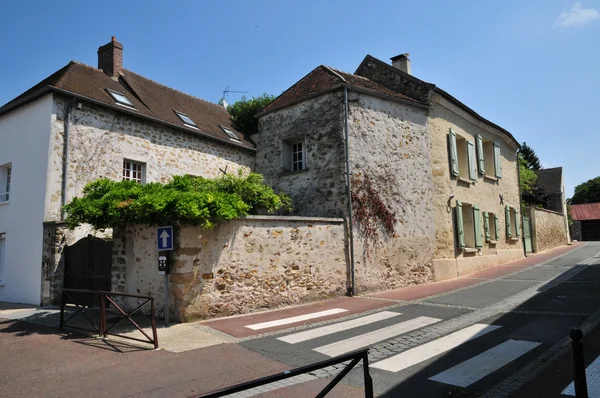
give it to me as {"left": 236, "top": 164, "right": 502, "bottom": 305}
{"left": 64, "top": 171, "right": 292, "bottom": 230}
{"left": 351, "top": 172, "right": 397, "bottom": 254}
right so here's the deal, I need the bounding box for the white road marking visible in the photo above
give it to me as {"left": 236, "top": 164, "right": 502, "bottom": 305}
{"left": 562, "top": 354, "right": 600, "bottom": 396}
{"left": 313, "top": 316, "right": 441, "bottom": 357}
{"left": 245, "top": 308, "right": 348, "bottom": 330}
{"left": 371, "top": 323, "right": 502, "bottom": 372}
{"left": 278, "top": 311, "right": 402, "bottom": 344}
{"left": 429, "top": 339, "right": 541, "bottom": 387}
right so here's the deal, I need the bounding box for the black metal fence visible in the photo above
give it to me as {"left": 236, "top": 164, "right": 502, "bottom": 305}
{"left": 59, "top": 288, "right": 158, "bottom": 349}
{"left": 193, "top": 347, "right": 373, "bottom": 398}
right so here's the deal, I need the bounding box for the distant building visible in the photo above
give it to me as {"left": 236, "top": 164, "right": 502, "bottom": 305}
{"left": 570, "top": 203, "right": 600, "bottom": 241}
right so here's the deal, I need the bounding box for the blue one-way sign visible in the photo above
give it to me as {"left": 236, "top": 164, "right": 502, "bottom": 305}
{"left": 157, "top": 226, "right": 174, "bottom": 251}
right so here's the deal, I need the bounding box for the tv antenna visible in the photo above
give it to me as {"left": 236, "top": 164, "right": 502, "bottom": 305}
{"left": 222, "top": 86, "right": 248, "bottom": 103}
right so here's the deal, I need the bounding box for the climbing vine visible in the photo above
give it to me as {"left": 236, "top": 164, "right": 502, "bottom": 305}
{"left": 351, "top": 172, "right": 397, "bottom": 254}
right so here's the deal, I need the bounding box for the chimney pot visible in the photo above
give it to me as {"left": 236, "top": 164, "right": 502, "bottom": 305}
{"left": 98, "top": 37, "right": 123, "bottom": 77}
{"left": 390, "top": 53, "right": 411, "bottom": 75}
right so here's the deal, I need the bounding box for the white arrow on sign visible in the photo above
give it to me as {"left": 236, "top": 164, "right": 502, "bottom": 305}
{"left": 160, "top": 230, "right": 170, "bottom": 248}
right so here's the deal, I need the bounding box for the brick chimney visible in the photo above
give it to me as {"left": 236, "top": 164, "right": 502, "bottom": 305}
{"left": 390, "top": 53, "right": 411, "bottom": 75}
{"left": 98, "top": 36, "right": 123, "bottom": 77}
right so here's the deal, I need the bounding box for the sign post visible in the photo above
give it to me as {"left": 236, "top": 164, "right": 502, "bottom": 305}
{"left": 157, "top": 226, "right": 174, "bottom": 326}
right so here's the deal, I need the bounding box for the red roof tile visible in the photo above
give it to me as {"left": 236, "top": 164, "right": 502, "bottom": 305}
{"left": 571, "top": 203, "right": 600, "bottom": 220}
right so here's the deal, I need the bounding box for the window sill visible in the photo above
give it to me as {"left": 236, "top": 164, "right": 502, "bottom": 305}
{"left": 487, "top": 240, "right": 498, "bottom": 245}
{"left": 509, "top": 237, "right": 520, "bottom": 242}
{"left": 463, "top": 247, "right": 479, "bottom": 253}
{"left": 457, "top": 177, "right": 473, "bottom": 185}
{"left": 280, "top": 168, "right": 310, "bottom": 177}
{"left": 484, "top": 175, "right": 498, "bottom": 182}
{"left": 0, "top": 201, "right": 9, "bottom": 206}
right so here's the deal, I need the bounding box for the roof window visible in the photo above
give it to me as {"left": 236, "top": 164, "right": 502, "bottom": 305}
{"left": 174, "top": 111, "right": 197, "bottom": 128}
{"left": 106, "top": 89, "right": 135, "bottom": 108}
{"left": 221, "top": 126, "right": 241, "bottom": 142}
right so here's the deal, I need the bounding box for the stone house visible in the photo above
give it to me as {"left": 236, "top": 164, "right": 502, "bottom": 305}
{"left": 255, "top": 53, "right": 525, "bottom": 292}
{"left": 0, "top": 37, "right": 254, "bottom": 305}
{"left": 534, "top": 167, "right": 568, "bottom": 214}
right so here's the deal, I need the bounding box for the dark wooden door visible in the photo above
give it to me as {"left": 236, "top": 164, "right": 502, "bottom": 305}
{"left": 582, "top": 220, "right": 600, "bottom": 241}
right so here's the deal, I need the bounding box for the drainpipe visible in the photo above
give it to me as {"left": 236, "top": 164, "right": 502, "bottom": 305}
{"left": 60, "top": 101, "right": 74, "bottom": 220}
{"left": 516, "top": 148, "right": 527, "bottom": 257}
{"left": 343, "top": 86, "right": 356, "bottom": 296}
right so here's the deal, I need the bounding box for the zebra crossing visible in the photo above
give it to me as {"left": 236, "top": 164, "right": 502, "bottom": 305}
{"left": 562, "top": 354, "right": 600, "bottom": 396}
{"left": 243, "top": 307, "right": 547, "bottom": 392}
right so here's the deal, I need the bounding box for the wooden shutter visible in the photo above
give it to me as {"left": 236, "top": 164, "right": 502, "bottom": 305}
{"left": 483, "top": 211, "right": 490, "bottom": 242}
{"left": 494, "top": 214, "right": 500, "bottom": 240}
{"left": 515, "top": 208, "right": 521, "bottom": 237}
{"left": 494, "top": 142, "right": 502, "bottom": 178}
{"left": 456, "top": 200, "right": 465, "bottom": 249}
{"left": 448, "top": 130, "right": 459, "bottom": 177}
{"left": 467, "top": 140, "right": 477, "bottom": 182}
{"left": 473, "top": 205, "right": 483, "bottom": 248}
{"left": 476, "top": 134, "right": 485, "bottom": 175}
{"left": 505, "top": 205, "right": 512, "bottom": 238}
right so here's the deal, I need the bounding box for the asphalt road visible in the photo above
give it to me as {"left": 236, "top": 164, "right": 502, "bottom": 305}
{"left": 240, "top": 242, "right": 600, "bottom": 397}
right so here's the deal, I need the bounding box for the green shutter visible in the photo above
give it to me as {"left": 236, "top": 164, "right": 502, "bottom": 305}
{"left": 505, "top": 205, "right": 512, "bottom": 238}
{"left": 483, "top": 211, "right": 490, "bottom": 242}
{"left": 456, "top": 200, "right": 465, "bottom": 249}
{"left": 476, "top": 134, "right": 485, "bottom": 175}
{"left": 473, "top": 205, "right": 483, "bottom": 248}
{"left": 494, "top": 214, "right": 500, "bottom": 240}
{"left": 494, "top": 142, "right": 502, "bottom": 178}
{"left": 467, "top": 140, "right": 477, "bottom": 182}
{"left": 448, "top": 129, "right": 459, "bottom": 177}
{"left": 515, "top": 209, "right": 521, "bottom": 238}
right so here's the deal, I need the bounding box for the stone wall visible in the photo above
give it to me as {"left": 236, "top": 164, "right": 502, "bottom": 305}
{"left": 428, "top": 94, "right": 524, "bottom": 279}
{"left": 347, "top": 93, "right": 436, "bottom": 291}
{"left": 113, "top": 216, "right": 347, "bottom": 321}
{"left": 532, "top": 207, "right": 569, "bottom": 252}
{"left": 255, "top": 92, "right": 347, "bottom": 217}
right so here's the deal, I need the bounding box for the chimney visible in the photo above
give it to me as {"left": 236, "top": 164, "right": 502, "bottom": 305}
{"left": 97, "top": 36, "right": 123, "bottom": 77}
{"left": 390, "top": 53, "right": 411, "bottom": 75}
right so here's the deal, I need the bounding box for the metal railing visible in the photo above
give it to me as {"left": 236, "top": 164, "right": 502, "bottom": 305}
{"left": 59, "top": 288, "right": 158, "bottom": 349}
{"left": 193, "top": 348, "right": 373, "bottom": 398}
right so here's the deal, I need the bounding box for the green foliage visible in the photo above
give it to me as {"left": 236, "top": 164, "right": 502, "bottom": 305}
{"left": 570, "top": 176, "right": 600, "bottom": 204}
{"left": 519, "top": 155, "right": 538, "bottom": 195}
{"left": 520, "top": 142, "right": 542, "bottom": 171}
{"left": 64, "top": 172, "right": 293, "bottom": 230}
{"left": 227, "top": 94, "right": 276, "bottom": 135}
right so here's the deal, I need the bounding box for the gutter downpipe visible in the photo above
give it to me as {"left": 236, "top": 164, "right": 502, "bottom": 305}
{"left": 343, "top": 86, "right": 356, "bottom": 296}
{"left": 60, "top": 101, "right": 73, "bottom": 220}
{"left": 516, "top": 148, "right": 527, "bottom": 257}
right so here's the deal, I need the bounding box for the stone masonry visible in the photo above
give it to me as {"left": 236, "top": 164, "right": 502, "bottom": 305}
{"left": 531, "top": 207, "right": 569, "bottom": 253}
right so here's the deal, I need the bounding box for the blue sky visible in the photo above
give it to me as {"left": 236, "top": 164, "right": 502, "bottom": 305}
{"left": 0, "top": 0, "right": 598, "bottom": 196}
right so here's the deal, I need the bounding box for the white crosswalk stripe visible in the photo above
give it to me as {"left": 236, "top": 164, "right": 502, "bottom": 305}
{"left": 429, "top": 339, "right": 541, "bottom": 387}
{"left": 245, "top": 308, "right": 348, "bottom": 330}
{"left": 314, "top": 316, "right": 441, "bottom": 357}
{"left": 562, "top": 354, "right": 600, "bottom": 396}
{"left": 371, "top": 323, "right": 502, "bottom": 372}
{"left": 278, "top": 311, "right": 402, "bottom": 344}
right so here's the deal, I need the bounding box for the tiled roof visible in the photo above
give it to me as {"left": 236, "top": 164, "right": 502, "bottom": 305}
{"left": 535, "top": 167, "right": 563, "bottom": 194}
{"left": 260, "top": 65, "right": 427, "bottom": 115}
{"left": 0, "top": 61, "right": 254, "bottom": 150}
{"left": 571, "top": 203, "right": 600, "bottom": 221}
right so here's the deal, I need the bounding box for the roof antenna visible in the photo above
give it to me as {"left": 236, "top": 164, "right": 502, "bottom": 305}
{"left": 221, "top": 85, "right": 248, "bottom": 108}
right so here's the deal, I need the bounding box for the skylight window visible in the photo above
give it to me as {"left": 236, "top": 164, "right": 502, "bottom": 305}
{"left": 221, "top": 126, "right": 241, "bottom": 142}
{"left": 106, "top": 89, "right": 135, "bottom": 108}
{"left": 174, "top": 111, "right": 197, "bottom": 128}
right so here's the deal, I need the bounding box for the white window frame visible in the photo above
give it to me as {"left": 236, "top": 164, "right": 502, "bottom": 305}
{"left": 122, "top": 160, "right": 146, "bottom": 184}
{"left": 0, "top": 233, "right": 5, "bottom": 283}
{"left": 282, "top": 138, "right": 307, "bottom": 172}
{"left": 0, "top": 164, "right": 11, "bottom": 203}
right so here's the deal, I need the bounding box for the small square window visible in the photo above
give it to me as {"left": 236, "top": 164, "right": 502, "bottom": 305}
{"left": 220, "top": 126, "right": 241, "bottom": 142}
{"left": 122, "top": 160, "right": 146, "bottom": 184}
{"left": 0, "top": 164, "right": 11, "bottom": 202}
{"left": 282, "top": 139, "right": 307, "bottom": 172}
{"left": 106, "top": 89, "right": 135, "bottom": 108}
{"left": 175, "top": 111, "right": 197, "bottom": 128}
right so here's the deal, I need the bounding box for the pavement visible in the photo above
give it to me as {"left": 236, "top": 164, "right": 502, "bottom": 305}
{"left": 2, "top": 241, "right": 600, "bottom": 397}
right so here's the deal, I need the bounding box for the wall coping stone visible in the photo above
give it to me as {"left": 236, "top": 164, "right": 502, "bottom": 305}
{"left": 532, "top": 207, "right": 564, "bottom": 216}
{"left": 240, "top": 215, "right": 345, "bottom": 223}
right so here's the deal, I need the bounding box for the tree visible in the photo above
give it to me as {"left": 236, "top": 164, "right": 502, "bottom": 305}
{"left": 520, "top": 142, "right": 542, "bottom": 171}
{"left": 570, "top": 176, "right": 600, "bottom": 204}
{"left": 227, "top": 94, "right": 276, "bottom": 136}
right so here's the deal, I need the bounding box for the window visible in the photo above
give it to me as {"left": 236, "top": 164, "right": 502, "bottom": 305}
{"left": 455, "top": 201, "right": 483, "bottom": 250}
{"left": 0, "top": 233, "right": 5, "bottom": 282}
{"left": 220, "top": 126, "right": 241, "bottom": 142}
{"left": 122, "top": 160, "right": 145, "bottom": 184}
{"left": 448, "top": 129, "right": 476, "bottom": 183}
{"left": 505, "top": 205, "right": 520, "bottom": 239}
{"left": 484, "top": 212, "right": 500, "bottom": 242}
{"left": 175, "top": 111, "right": 197, "bottom": 128}
{"left": 0, "top": 164, "right": 11, "bottom": 202}
{"left": 484, "top": 141, "right": 495, "bottom": 177}
{"left": 106, "top": 89, "right": 135, "bottom": 108}
{"left": 282, "top": 139, "right": 307, "bottom": 172}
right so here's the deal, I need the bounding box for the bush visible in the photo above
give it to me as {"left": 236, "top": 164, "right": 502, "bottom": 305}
{"left": 64, "top": 172, "right": 292, "bottom": 230}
